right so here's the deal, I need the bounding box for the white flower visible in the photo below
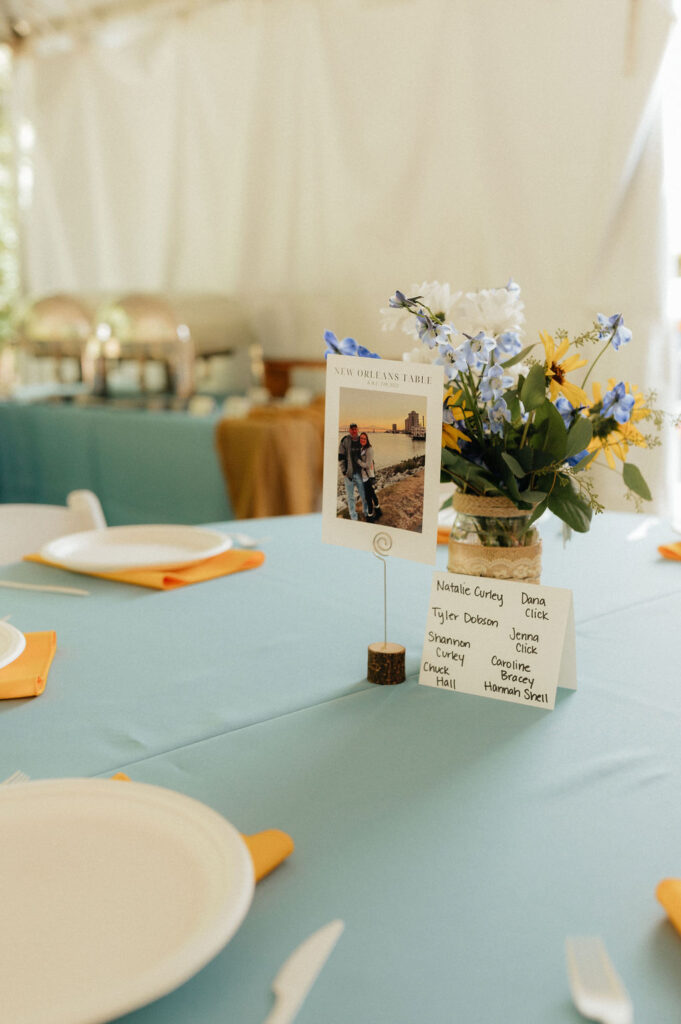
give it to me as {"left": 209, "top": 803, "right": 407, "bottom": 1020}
{"left": 412, "top": 281, "right": 455, "bottom": 319}
{"left": 402, "top": 345, "right": 441, "bottom": 364}
{"left": 448, "top": 283, "right": 525, "bottom": 339}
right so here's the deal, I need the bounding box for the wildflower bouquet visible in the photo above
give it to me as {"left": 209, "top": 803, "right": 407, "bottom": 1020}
{"left": 325, "top": 281, "right": 661, "bottom": 539}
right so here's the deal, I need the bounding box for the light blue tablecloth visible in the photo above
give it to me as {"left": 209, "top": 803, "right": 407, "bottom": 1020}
{"left": 1, "top": 511, "right": 680, "bottom": 1022}
{"left": 0, "top": 401, "right": 232, "bottom": 524}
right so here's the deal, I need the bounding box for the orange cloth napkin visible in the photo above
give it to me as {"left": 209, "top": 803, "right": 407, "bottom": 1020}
{"left": 658, "top": 543, "right": 681, "bottom": 562}
{"left": 437, "top": 526, "right": 451, "bottom": 545}
{"left": 0, "top": 631, "right": 56, "bottom": 699}
{"left": 242, "top": 829, "right": 296, "bottom": 882}
{"left": 111, "top": 772, "right": 294, "bottom": 882}
{"left": 657, "top": 878, "right": 681, "bottom": 935}
{"left": 24, "top": 549, "right": 265, "bottom": 590}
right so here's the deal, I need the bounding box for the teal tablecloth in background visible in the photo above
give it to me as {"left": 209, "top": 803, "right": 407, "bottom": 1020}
{"left": 0, "top": 401, "right": 232, "bottom": 524}
{"left": 0, "top": 511, "right": 680, "bottom": 1022}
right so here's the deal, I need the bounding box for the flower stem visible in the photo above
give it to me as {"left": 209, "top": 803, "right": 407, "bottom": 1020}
{"left": 581, "top": 325, "right": 616, "bottom": 388}
{"left": 520, "top": 408, "right": 534, "bottom": 448}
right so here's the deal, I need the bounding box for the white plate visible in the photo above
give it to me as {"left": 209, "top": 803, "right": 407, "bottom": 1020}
{"left": 40, "top": 524, "right": 233, "bottom": 573}
{"left": 0, "top": 620, "right": 26, "bottom": 670}
{"left": 0, "top": 778, "right": 254, "bottom": 1024}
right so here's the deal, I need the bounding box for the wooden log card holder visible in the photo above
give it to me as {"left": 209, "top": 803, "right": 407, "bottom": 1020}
{"left": 367, "top": 641, "right": 406, "bottom": 685}
{"left": 367, "top": 533, "right": 405, "bottom": 685}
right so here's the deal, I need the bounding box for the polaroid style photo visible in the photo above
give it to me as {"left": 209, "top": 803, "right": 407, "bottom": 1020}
{"left": 322, "top": 355, "right": 444, "bottom": 563}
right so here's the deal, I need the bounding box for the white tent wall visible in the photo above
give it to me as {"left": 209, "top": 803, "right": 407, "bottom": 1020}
{"left": 14, "top": 0, "right": 676, "bottom": 509}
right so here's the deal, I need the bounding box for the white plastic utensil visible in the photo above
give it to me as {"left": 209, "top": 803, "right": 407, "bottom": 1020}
{"left": 1, "top": 770, "right": 30, "bottom": 785}
{"left": 0, "top": 580, "right": 90, "bottom": 596}
{"left": 262, "top": 919, "right": 344, "bottom": 1024}
{"left": 229, "top": 533, "right": 269, "bottom": 549}
{"left": 565, "top": 936, "right": 633, "bottom": 1024}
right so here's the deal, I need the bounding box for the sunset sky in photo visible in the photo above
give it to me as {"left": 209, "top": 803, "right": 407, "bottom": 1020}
{"left": 338, "top": 387, "right": 427, "bottom": 432}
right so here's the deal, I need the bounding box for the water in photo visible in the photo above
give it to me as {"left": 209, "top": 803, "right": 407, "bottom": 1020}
{"left": 337, "top": 386, "right": 426, "bottom": 533}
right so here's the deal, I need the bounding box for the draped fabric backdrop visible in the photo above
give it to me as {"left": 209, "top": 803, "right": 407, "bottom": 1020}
{"left": 14, "top": 0, "right": 677, "bottom": 509}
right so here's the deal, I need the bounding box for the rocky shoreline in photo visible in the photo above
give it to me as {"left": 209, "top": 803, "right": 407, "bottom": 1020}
{"left": 337, "top": 455, "right": 425, "bottom": 532}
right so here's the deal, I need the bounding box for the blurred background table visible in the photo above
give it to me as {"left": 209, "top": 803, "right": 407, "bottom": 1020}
{"left": 0, "top": 400, "right": 232, "bottom": 524}
{"left": 0, "top": 511, "right": 680, "bottom": 1022}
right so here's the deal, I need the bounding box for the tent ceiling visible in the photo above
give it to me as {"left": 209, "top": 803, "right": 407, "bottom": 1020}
{"left": 0, "top": 0, "right": 173, "bottom": 43}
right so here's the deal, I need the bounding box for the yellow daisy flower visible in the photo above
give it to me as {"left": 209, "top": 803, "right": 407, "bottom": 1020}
{"left": 586, "top": 381, "right": 648, "bottom": 469}
{"left": 540, "top": 332, "right": 588, "bottom": 408}
{"left": 442, "top": 423, "right": 468, "bottom": 451}
{"left": 441, "top": 388, "right": 472, "bottom": 452}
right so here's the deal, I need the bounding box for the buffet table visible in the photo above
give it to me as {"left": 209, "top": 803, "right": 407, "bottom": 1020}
{"left": 0, "top": 402, "right": 232, "bottom": 525}
{"left": 1, "top": 511, "right": 680, "bottom": 1022}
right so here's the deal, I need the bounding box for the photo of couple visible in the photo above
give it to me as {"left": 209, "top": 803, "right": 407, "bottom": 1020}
{"left": 336, "top": 387, "right": 427, "bottom": 533}
{"left": 338, "top": 424, "right": 383, "bottom": 524}
{"left": 323, "top": 358, "right": 443, "bottom": 563}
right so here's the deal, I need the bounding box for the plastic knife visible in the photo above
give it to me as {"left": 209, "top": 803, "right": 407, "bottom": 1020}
{"left": 262, "top": 919, "right": 344, "bottom": 1024}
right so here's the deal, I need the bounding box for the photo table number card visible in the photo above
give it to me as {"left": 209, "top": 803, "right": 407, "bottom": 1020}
{"left": 419, "top": 572, "right": 576, "bottom": 709}
{"left": 322, "top": 355, "right": 444, "bottom": 563}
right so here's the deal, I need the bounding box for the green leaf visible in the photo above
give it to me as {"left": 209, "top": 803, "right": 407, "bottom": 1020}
{"left": 519, "top": 363, "right": 547, "bottom": 411}
{"left": 440, "top": 448, "right": 460, "bottom": 469}
{"left": 568, "top": 449, "right": 598, "bottom": 473}
{"left": 564, "top": 416, "right": 593, "bottom": 459}
{"left": 622, "top": 462, "right": 652, "bottom": 501}
{"left": 518, "top": 488, "right": 551, "bottom": 504}
{"left": 501, "top": 470, "right": 524, "bottom": 505}
{"left": 501, "top": 341, "right": 538, "bottom": 370}
{"left": 501, "top": 452, "right": 527, "bottom": 478}
{"left": 526, "top": 495, "right": 550, "bottom": 529}
{"left": 547, "top": 483, "right": 593, "bottom": 533}
{"left": 439, "top": 494, "right": 453, "bottom": 510}
{"left": 441, "top": 451, "right": 503, "bottom": 495}
{"left": 531, "top": 400, "right": 567, "bottom": 460}
{"left": 529, "top": 449, "right": 561, "bottom": 471}
{"left": 505, "top": 391, "right": 523, "bottom": 424}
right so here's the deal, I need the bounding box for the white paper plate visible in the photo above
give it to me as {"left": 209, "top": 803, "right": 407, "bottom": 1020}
{"left": 0, "top": 778, "right": 254, "bottom": 1024}
{"left": 40, "top": 524, "right": 232, "bottom": 573}
{"left": 0, "top": 620, "right": 26, "bottom": 670}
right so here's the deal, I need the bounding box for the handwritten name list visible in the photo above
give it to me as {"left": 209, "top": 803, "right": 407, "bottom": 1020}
{"left": 419, "top": 572, "right": 576, "bottom": 710}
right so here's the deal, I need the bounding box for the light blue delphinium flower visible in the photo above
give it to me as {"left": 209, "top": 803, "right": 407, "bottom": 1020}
{"left": 480, "top": 363, "right": 514, "bottom": 404}
{"left": 416, "top": 312, "right": 454, "bottom": 349}
{"left": 442, "top": 362, "right": 463, "bottom": 382}
{"left": 487, "top": 397, "right": 511, "bottom": 436}
{"left": 462, "top": 332, "right": 496, "bottom": 370}
{"left": 388, "top": 290, "right": 422, "bottom": 310}
{"left": 443, "top": 404, "right": 455, "bottom": 425}
{"left": 324, "top": 330, "right": 358, "bottom": 358}
{"left": 566, "top": 449, "right": 589, "bottom": 468}
{"left": 555, "top": 395, "right": 575, "bottom": 428}
{"left": 494, "top": 331, "right": 522, "bottom": 360}
{"left": 601, "top": 381, "right": 635, "bottom": 424}
{"left": 324, "top": 330, "right": 380, "bottom": 359}
{"left": 597, "top": 313, "right": 632, "bottom": 351}
{"left": 436, "top": 342, "right": 468, "bottom": 381}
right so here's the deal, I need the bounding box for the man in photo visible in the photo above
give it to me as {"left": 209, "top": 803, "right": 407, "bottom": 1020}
{"left": 338, "top": 422, "right": 368, "bottom": 521}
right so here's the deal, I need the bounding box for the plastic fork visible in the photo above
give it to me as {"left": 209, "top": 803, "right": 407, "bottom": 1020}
{"left": 1, "top": 770, "right": 30, "bottom": 785}
{"left": 565, "top": 936, "right": 633, "bottom": 1024}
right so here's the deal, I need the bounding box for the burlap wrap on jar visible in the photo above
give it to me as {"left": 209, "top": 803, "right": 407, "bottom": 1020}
{"left": 447, "top": 492, "right": 542, "bottom": 584}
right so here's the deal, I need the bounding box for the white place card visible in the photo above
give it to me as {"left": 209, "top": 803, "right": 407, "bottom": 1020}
{"left": 419, "top": 572, "right": 576, "bottom": 709}
{"left": 322, "top": 355, "right": 444, "bottom": 564}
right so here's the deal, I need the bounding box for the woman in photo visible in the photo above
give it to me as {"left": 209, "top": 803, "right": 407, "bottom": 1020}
{"left": 358, "top": 431, "right": 382, "bottom": 523}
